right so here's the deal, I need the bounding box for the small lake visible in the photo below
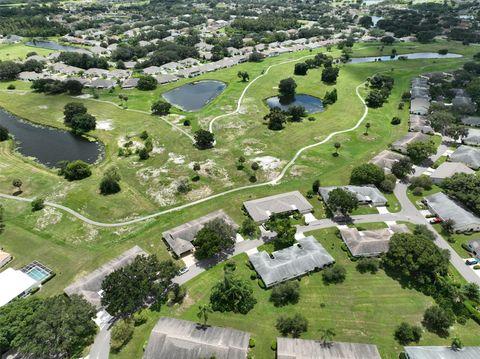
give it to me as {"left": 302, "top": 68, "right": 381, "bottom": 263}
{"left": 26, "top": 40, "right": 82, "bottom": 52}
{"left": 162, "top": 80, "right": 226, "bottom": 112}
{"left": 0, "top": 109, "right": 103, "bottom": 168}
{"left": 266, "top": 94, "right": 324, "bottom": 114}
{"left": 349, "top": 52, "right": 463, "bottom": 64}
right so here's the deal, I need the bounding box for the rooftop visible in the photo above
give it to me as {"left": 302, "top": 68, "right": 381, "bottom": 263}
{"left": 430, "top": 162, "right": 475, "bottom": 181}
{"left": 450, "top": 146, "right": 480, "bottom": 169}
{"left": 425, "top": 192, "right": 480, "bottom": 232}
{"left": 64, "top": 246, "right": 147, "bottom": 308}
{"left": 404, "top": 346, "right": 480, "bottom": 359}
{"left": 243, "top": 191, "right": 313, "bottom": 222}
{"left": 0, "top": 268, "right": 37, "bottom": 307}
{"left": 249, "top": 236, "right": 334, "bottom": 288}
{"left": 319, "top": 185, "right": 387, "bottom": 206}
{"left": 144, "top": 317, "right": 250, "bottom": 359}
{"left": 339, "top": 224, "right": 410, "bottom": 257}
{"left": 370, "top": 150, "right": 406, "bottom": 170}
{"left": 277, "top": 338, "right": 382, "bottom": 359}
{"left": 162, "top": 210, "right": 238, "bottom": 257}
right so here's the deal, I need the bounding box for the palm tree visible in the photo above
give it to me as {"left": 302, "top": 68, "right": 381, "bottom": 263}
{"left": 319, "top": 327, "right": 336, "bottom": 346}
{"left": 364, "top": 122, "right": 371, "bottom": 135}
{"left": 334, "top": 142, "right": 341, "bottom": 156}
{"left": 197, "top": 305, "right": 213, "bottom": 327}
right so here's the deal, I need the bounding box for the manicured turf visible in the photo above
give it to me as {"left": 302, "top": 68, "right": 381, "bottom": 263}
{"left": 0, "top": 42, "right": 52, "bottom": 61}
{"left": 110, "top": 228, "right": 480, "bottom": 359}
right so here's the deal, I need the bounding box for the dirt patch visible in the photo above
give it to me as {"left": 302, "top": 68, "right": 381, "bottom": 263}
{"left": 117, "top": 136, "right": 143, "bottom": 151}
{"left": 97, "top": 120, "right": 114, "bottom": 131}
{"left": 136, "top": 167, "right": 168, "bottom": 182}
{"left": 168, "top": 152, "right": 186, "bottom": 164}
{"left": 35, "top": 207, "right": 63, "bottom": 229}
{"left": 253, "top": 155, "right": 285, "bottom": 180}
{"left": 146, "top": 180, "right": 179, "bottom": 206}
{"left": 186, "top": 185, "right": 213, "bottom": 201}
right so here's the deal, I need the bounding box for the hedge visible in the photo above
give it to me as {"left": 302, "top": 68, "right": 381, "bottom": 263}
{"left": 464, "top": 300, "right": 480, "bottom": 324}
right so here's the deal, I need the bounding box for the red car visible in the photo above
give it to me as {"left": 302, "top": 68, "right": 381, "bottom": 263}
{"left": 429, "top": 217, "right": 443, "bottom": 224}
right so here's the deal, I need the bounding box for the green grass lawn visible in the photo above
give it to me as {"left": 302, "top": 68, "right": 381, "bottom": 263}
{"left": 0, "top": 39, "right": 476, "bottom": 296}
{"left": 347, "top": 222, "right": 389, "bottom": 230}
{"left": 406, "top": 185, "right": 441, "bottom": 209}
{"left": 110, "top": 227, "right": 480, "bottom": 359}
{"left": 0, "top": 42, "right": 52, "bottom": 61}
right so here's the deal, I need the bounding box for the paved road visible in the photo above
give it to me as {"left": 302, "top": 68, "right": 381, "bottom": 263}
{"left": 87, "top": 327, "right": 111, "bottom": 359}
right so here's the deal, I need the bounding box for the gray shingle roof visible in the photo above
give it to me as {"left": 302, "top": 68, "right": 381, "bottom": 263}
{"left": 425, "top": 192, "right": 480, "bottom": 232}
{"left": 243, "top": 191, "right": 313, "bottom": 222}
{"left": 430, "top": 162, "right": 474, "bottom": 181}
{"left": 64, "top": 246, "right": 147, "bottom": 308}
{"left": 162, "top": 210, "right": 238, "bottom": 257}
{"left": 391, "top": 132, "right": 429, "bottom": 152}
{"left": 404, "top": 346, "right": 480, "bottom": 359}
{"left": 450, "top": 145, "right": 480, "bottom": 169}
{"left": 463, "top": 128, "right": 480, "bottom": 145}
{"left": 410, "top": 98, "right": 430, "bottom": 115}
{"left": 460, "top": 116, "right": 480, "bottom": 127}
{"left": 318, "top": 185, "right": 387, "bottom": 206}
{"left": 277, "top": 338, "right": 382, "bottom": 359}
{"left": 144, "top": 317, "right": 250, "bottom": 359}
{"left": 249, "top": 236, "right": 334, "bottom": 288}
{"left": 370, "top": 150, "right": 407, "bottom": 171}
{"left": 339, "top": 224, "right": 410, "bottom": 257}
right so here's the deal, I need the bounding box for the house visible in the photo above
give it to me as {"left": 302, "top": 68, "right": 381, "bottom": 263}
{"left": 409, "top": 114, "right": 434, "bottom": 134}
{"left": 51, "top": 63, "right": 83, "bottom": 75}
{"left": 339, "top": 224, "right": 410, "bottom": 257}
{"left": 85, "top": 79, "right": 115, "bottom": 89}
{"left": 319, "top": 185, "right": 387, "bottom": 207}
{"left": 160, "top": 62, "right": 182, "bottom": 72}
{"left": 430, "top": 162, "right": 475, "bottom": 184}
{"left": 410, "top": 97, "right": 430, "bottom": 115}
{"left": 108, "top": 69, "right": 130, "bottom": 80}
{"left": 243, "top": 191, "right": 313, "bottom": 223}
{"left": 0, "top": 250, "right": 12, "bottom": 268}
{"left": 466, "top": 239, "right": 480, "bottom": 259}
{"left": 64, "top": 246, "right": 147, "bottom": 308}
{"left": 249, "top": 236, "right": 334, "bottom": 288}
{"left": 143, "top": 66, "right": 162, "bottom": 75}
{"left": 121, "top": 78, "right": 139, "bottom": 89}
{"left": 460, "top": 116, "right": 480, "bottom": 127}
{"left": 276, "top": 338, "right": 382, "bottom": 359}
{"left": 17, "top": 71, "right": 45, "bottom": 81}
{"left": 424, "top": 192, "right": 480, "bottom": 233}
{"left": 0, "top": 268, "right": 37, "bottom": 307}
{"left": 391, "top": 132, "right": 429, "bottom": 154}
{"left": 144, "top": 317, "right": 250, "bottom": 359}
{"left": 463, "top": 128, "right": 480, "bottom": 146}
{"left": 404, "top": 346, "right": 480, "bottom": 359}
{"left": 155, "top": 74, "right": 178, "bottom": 85}
{"left": 84, "top": 68, "right": 109, "bottom": 78}
{"left": 449, "top": 146, "right": 480, "bottom": 169}
{"left": 162, "top": 210, "right": 238, "bottom": 257}
{"left": 123, "top": 61, "right": 137, "bottom": 69}
{"left": 370, "top": 150, "right": 407, "bottom": 172}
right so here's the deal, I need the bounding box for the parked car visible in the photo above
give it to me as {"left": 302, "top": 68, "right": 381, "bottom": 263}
{"left": 429, "top": 217, "right": 443, "bottom": 224}
{"left": 466, "top": 259, "right": 479, "bottom": 265}
{"left": 178, "top": 267, "right": 189, "bottom": 275}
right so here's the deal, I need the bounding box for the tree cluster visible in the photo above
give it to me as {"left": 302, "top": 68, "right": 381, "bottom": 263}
{"left": 193, "top": 218, "right": 236, "bottom": 260}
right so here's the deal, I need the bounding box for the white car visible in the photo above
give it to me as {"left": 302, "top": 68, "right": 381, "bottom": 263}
{"left": 178, "top": 267, "right": 189, "bottom": 275}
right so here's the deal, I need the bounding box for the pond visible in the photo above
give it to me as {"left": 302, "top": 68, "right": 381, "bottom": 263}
{"left": 26, "top": 39, "right": 82, "bottom": 52}
{"left": 266, "top": 94, "right": 324, "bottom": 114}
{"left": 0, "top": 109, "right": 103, "bottom": 168}
{"left": 162, "top": 80, "right": 226, "bottom": 112}
{"left": 349, "top": 52, "right": 463, "bottom": 64}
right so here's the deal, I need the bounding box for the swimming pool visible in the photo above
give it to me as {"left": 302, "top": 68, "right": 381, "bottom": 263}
{"left": 21, "top": 261, "right": 53, "bottom": 283}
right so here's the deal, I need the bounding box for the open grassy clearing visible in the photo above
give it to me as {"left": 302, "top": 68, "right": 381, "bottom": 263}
{"left": 0, "top": 42, "right": 52, "bottom": 61}
{"left": 0, "top": 39, "right": 477, "bottom": 299}
{"left": 0, "top": 41, "right": 473, "bottom": 224}
{"left": 110, "top": 228, "right": 480, "bottom": 359}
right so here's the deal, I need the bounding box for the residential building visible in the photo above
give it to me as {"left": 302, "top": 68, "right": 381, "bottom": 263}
{"left": 243, "top": 191, "right": 313, "bottom": 223}
{"left": 404, "top": 346, "right": 480, "bottom": 359}
{"left": 430, "top": 162, "right": 475, "bottom": 184}
{"left": 64, "top": 246, "right": 147, "bottom": 308}
{"left": 370, "top": 150, "right": 407, "bottom": 172}
{"left": 144, "top": 317, "right": 250, "bottom": 359}
{"left": 319, "top": 185, "right": 387, "bottom": 207}
{"left": 425, "top": 192, "right": 480, "bottom": 233}
{"left": 460, "top": 116, "right": 480, "bottom": 127}
{"left": 339, "top": 224, "right": 410, "bottom": 257}
{"left": 249, "top": 236, "right": 334, "bottom": 288}
{"left": 391, "top": 132, "right": 429, "bottom": 154}
{"left": 449, "top": 146, "right": 480, "bottom": 169}
{"left": 463, "top": 128, "right": 480, "bottom": 146}
{"left": 0, "top": 268, "right": 37, "bottom": 307}
{"left": 0, "top": 250, "right": 12, "bottom": 268}
{"left": 276, "top": 338, "right": 382, "bottom": 359}
{"left": 467, "top": 239, "right": 480, "bottom": 259}
{"left": 162, "top": 210, "right": 238, "bottom": 257}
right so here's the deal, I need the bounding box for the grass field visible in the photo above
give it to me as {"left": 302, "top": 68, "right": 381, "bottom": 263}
{"left": 0, "top": 42, "right": 52, "bottom": 61}
{"left": 0, "top": 39, "right": 477, "bottom": 296}
{"left": 110, "top": 228, "right": 480, "bottom": 359}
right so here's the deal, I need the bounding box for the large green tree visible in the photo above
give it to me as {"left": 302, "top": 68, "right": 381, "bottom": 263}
{"left": 13, "top": 295, "right": 96, "bottom": 359}
{"left": 406, "top": 141, "right": 437, "bottom": 164}
{"left": 210, "top": 273, "right": 256, "bottom": 314}
{"left": 441, "top": 173, "right": 480, "bottom": 216}
{"left": 194, "top": 129, "right": 215, "bottom": 149}
{"left": 193, "top": 218, "right": 236, "bottom": 260}
{"left": 278, "top": 78, "right": 297, "bottom": 99}
{"left": 350, "top": 163, "right": 385, "bottom": 186}
{"left": 264, "top": 107, "right": 287, "bottom": 131}
{"left": 383, "top": 233, "right": 450, "bottom": 286}
{"left": 326, "top": 188, "right": 359, "bottom": 216}
{"left": 101, "top": 255, "right": 178, "bottom": 316}
{"left": 275, "top": 314, "right": 308, "bottom": 338}
{"left": 63, "top": 103, "right": 87, "bottom": 126}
